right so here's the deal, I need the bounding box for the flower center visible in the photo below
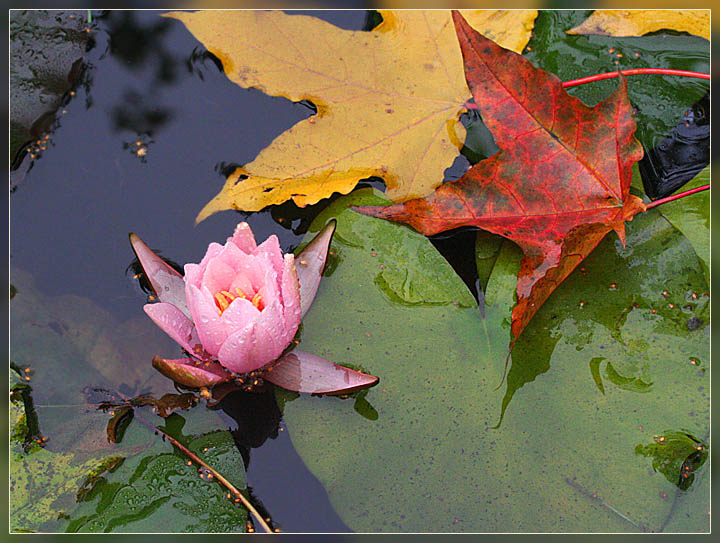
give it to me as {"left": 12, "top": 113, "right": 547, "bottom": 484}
{"left": 213, "top": 288, "right": 263, "bottom": 315}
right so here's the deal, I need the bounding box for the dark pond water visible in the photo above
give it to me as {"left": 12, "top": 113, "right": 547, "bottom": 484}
{"left": 11, "top": 9, "right": 386, "bottom": 533}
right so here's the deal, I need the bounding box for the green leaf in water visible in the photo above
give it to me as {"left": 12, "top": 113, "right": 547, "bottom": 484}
{"left": 10, "top": 268, "right": 240, "bottom": 533}
{"left": 11, "top": 448, "right": 121, "bottom": 533}
{"left": 279, "top": 188, "right": 708, "bottom": 532}
{"left": 67, "top": 429, "right": 248, "bottom": 533}
{"left": 635, "top": 431, "right": 708, "bottom": 491}
{"left": 524, "top": 10, "right": 709, "bottom": 149}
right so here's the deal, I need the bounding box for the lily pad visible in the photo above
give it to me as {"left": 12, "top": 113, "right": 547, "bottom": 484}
{"left": 67, "top": 428, "right": 248, "bottom": 533}
{"left": 278, "top": 188, "right": 709, "bottom": 532}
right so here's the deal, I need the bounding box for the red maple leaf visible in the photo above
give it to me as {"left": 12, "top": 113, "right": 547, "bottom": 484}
{"left": 355, "top": 11, "right": 646, "bottom": 345}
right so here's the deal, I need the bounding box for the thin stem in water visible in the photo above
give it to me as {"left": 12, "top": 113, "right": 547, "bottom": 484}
{"left": 645, "top": 184, "right": 709, "bottom": 210}
{"left": 156, "top": 427, "right": 274, "bottom": 534}
{"left": 562, "top": 68, "right": 709, "bottom": 88}
{"left": 95, "top": 388, "right": 273, "bottom": 533}
{"left": 463, "top": 69, "right": 709, "bottom": 110}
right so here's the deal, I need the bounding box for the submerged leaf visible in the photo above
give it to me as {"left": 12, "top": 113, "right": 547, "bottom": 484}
{"left": 106, "top": 406, "right": 134, "bottom": 444}
{"left": 164, "top": 10, "right": 537, "bottom": 219}
{"left": 635, "top": 431, "right": 708, "bottom": 490}
{"left": 132, "top": 393, "right": 199, "bottom": 418}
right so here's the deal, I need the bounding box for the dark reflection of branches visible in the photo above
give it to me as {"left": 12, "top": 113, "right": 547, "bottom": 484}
{"left": 99, "top": 11, "right": 183, "bottom": 137}
{"left": 102, "top": 11, "right": 175, "bottom": 79}
{"left": 112, "top": 90, "right": 171, "bottom": 134}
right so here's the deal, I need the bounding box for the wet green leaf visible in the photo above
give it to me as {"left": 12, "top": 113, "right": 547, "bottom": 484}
{"left": 11, "top": 448, "right": 120, "bottom": 533}
{"left": 67, "top": 429, "right": 248, "bottom": 533}
{"left": 279, "top": 188, "right": 708, "bottom": 532}
{"left": 296, "top": 191, "right": 476, "bottom": 309}
{"left": 524, "top": 11, "right": 709, "bottom": 149}
{"left": 635, "top": 431, "right": 708, "bottom": 490}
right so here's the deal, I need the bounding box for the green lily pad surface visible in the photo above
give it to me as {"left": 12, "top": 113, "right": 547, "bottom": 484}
{"left": 279, "top": 189, "right": 709, "bottom": 532}
{"left": 67, "top": 427, "right": 248, "bottom": 533}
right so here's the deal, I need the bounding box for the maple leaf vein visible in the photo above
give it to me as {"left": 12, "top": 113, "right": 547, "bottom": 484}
{"left": 461, "top": 24, "right": 623, "bottom": 202}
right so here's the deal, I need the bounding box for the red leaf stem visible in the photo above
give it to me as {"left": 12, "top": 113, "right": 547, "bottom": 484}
{"left": 645, "top": 184, "right": 709, "bottom": 209}
{"left": 562, "top": 68, "right": 709, "bottom": 88}
{"left": 463, "top": 69, "right": 709, "bottom": 110}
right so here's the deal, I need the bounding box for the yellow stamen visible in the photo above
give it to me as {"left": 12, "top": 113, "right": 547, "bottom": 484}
{"left": 221, "top": 289, "right": 237, "bottom": 301}
{"left": 252, "top": 293, "right": 263, "bottom": 310}
{"left": 214, "top": 292, "right": 230, "bottom": 314}
{"left": 235, "top": 288, "right": 246, "bottom": 298}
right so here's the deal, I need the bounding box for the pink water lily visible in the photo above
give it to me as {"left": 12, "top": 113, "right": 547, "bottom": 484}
{"left": 130, "top": 221, "right": 378, "bottom": 397}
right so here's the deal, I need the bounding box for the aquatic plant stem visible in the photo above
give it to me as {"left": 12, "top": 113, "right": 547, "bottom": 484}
{"left": 463, "top": 69, "right": 709, "bottom": 110}
{"left": 562, "top": 68, "right": 709, "bottom": 88}
{"left": 156, "top": 426, "right": 273, "bottom": 534}
{"left": 565, "top": 477, "right": 648, "bottom": 532}
{"left": 96, "top": 388, "right": 272, "bottom": 533}
{"left": 645, "top": 184, "right": 709, "bottom": 209}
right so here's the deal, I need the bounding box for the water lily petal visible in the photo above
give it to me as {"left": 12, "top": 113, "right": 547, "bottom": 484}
{"left": 264, "top": 350, "right": 379, "bottom": 394}
{"left": 221, "top": 296, "right": 260, "bottom": 329}
{"left": 202, "top": 257, "right": 236, "bottom": 295}
{"left": 217, "top": 322, "right": 256, "bottom": 373}
{"left": 143, "top": 302, "right": 203, "bottom": 356}
{"left": 216, "top": 241, "right": 265, "bottom": 291}
{"left": 296, "top": 220, "right": 336, "bottom": 318}
{"left": 280, "top": 253, "right": 302, "bottom": 329}
{"left": 234, "top": 296, "right": 283, "bottom": 364}
{"left": 185, "top": 242, "right": 225, "bottom": 289}
{"left": 152, "top": 356, "right": 230, "bottom": 388}
{"left": 256, "top": 267, "right": 280, "bottom": 307}
{"left": 228, "top": 222, "right": 257, "bottom": 254}
{"left": 187, "top": 284, "right": 229, "bottom": 356}
{"left": 229, "top": 273, "right": 254, "bottom": 299}
{"left": 246, "top": 320, "right": 281, "bottom": 369}
{"left": 129, "top": 233, "right": 190, "bottom": 317}
{"left": 183, "top": 263, "right": 201, "bottom": 289}
{"left": 197, "top": 241, "right": 224, "bottom": 270}
{"left": 255, "top": 234, "right": 285, "bottom": 278}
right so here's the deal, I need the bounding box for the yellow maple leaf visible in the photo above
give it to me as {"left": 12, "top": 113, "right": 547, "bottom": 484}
{"left": 566, "top": 9, "right": 709, "bottom": 41}
{"left": 164, "top": 10, "right": 537, "bottom": 221}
